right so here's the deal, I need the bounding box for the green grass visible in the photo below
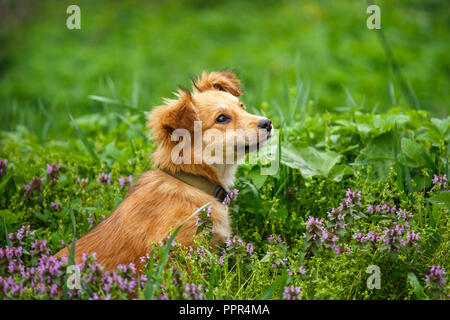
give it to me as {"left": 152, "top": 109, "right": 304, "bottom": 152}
{"left": 0, "top": 0, "right": 449, "bottom": 300}
{"left": 0, "top": 0, "right": 449, "bottom": 136}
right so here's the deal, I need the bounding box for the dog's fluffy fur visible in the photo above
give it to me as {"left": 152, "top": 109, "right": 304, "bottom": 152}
{"left": 54, "top": 71, "right": 270, "bottom": 270}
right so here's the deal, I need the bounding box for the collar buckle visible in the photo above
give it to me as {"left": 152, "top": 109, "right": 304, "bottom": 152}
{"left": 213, "top": 186, "right": 228, "bottom": 203}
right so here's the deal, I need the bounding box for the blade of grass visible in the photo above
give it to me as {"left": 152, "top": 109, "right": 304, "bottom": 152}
{"left": 106, "top": 76, "right": 120, "bottom": 101}
{"left": 343, "top": 86, "right": 357, "bottom": 108}
{"left": 274, "top": 177, "right": 288, "bottom": 198}
{"left": 144, "top": 254, "right": 155, "bottom": 299}
{"left": 114, "top": 112, "right": 148, "bottom": 141}
{"left": 290, "top": 78, "right": 303, "bottom": 123}
{"left": 273, "top": 100, "right": 286, "bottom": 126}
{"left": 62, "top": 203, "right": 77, "bottom": 299}
{"left": 206, "top": 250, "right": 217, "bottom": 300}
{"left": 3, "top": 217, "right": 11, "bottom": 247}
{"left": 131, "top": 75, "right": 140, "bottom": 109}
{"left": 417, "top": 145, "right": 439, "bottom": 174}
{"left": 260, "top": 271, "right": 288, "bottom": 300}
{"left": 393, "top": 123, "right": 404, "bottom": 192}
{"left": 389, "top": 80, "right": 397, "bottom": 107}
{"left": 243, "top": 181, "right": 261, "bottom": 214}
{"left": 282, "top": 77, "right": 290, "bottom": 120}
{"left": 403, "top": 155, "right": 415, "bottom": 204}
{"left": 88, "top": 95, "right": 146, "bottom": 116}
{"left": 68, "top": 109, "right": 100, "bottom": 165}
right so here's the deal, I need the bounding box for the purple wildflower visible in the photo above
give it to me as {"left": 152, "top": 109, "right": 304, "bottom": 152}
{"left": 77, "top": 177, "right": 89, "bottom": 188}
{"left": 0, "top": 158, "right": 8, "bottom": 178}
{"left": 47, "top": 163, "right": 61, "bottom": 184}
{"left": 183, "top": 283, "right": 205, "bottom": 300}
{"left": 432, "top": 174, "right": 448, "bottom": 191}
{"left": 245, "top": 243, "right": 254, "bottom": 255}
{"left": 425, "top": 265, "right": 447, "bottom": 288}
{"left": 288, "top": 266, "right": 307, "bottom": 276}
{"left": 24, "top": 177, "right": 43, "bottom": 198}
{"left": 223, "top": 188, "right": 239, "bottom": 205}
{"left": 282, "top": 285, "right": 302, "bottom": 300}
{"left": 119, "top": 175, "right": 133, "bottom": 188}
{"left": 97, "top": 172, "right": 111, "bottom": 185}
{"left": 50, "top": 202, "right": 62, "bottom": 212}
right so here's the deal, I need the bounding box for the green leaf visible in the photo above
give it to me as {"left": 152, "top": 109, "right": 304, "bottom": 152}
{"left": 417, "top": 145, "right": 439, "bottom": 174}
{"left": 32, "top": 210, "right": 49, "bottom": 222}
{"left": 407, "top": 273, "right": 426, "bottom": 300}
{"left": 243, "top": 181, "right": 261, "bottom": 209}
{"left": 413, "top": 174, "right": 431, "bottom": 192}
{"left": 248, "top": 166, "right": 268, "bottom": 189}
{"left": 281, "top": 142, "right": 342, "bottom": 178}
{"left": 427, "top": 192, "right": 450, "bottom": 210}
{"left": 3, "top": 217, "right": 11, "bottom": 247}
{"left": 0, "top": 173, "right": 12, "bottom": 191}
{"left": 355, "top": 132, "right": 394, "bottom": 181}
{"left": 401, "top": 138, "right": 423, "bottom": 165}
{"left": 328, "top": 164, "right": 354, "bottom": 182}
{"left": 430, "top": 117, "right": 449, "bottom": 137}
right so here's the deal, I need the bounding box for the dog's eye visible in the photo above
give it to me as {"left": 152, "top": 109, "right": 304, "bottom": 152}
{"left": 216, "top": 114, "right": 231, "bottom": 123}
{"left": 240, "top": 103, "right": 246, "bottom": 109}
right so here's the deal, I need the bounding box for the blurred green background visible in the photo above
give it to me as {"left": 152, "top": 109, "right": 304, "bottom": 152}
{"left": 0, "top": 0, "right": 449, "bottom": 136}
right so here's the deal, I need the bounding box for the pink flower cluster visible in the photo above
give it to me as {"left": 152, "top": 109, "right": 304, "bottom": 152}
{"left": 97, "top": 172, "right": 111, "bottom": 185}
{"left": 0, "top": 226, "right": 151, "bottom": 300}
{"left": 0, "top": 158, "right": 7, "bottom": 178}
{"left": 366, "top": 203, "right": 397, "bottom": 215}
{"left": 354, "top": 222, "right": 419, "bottom": 253}
{"left": 282, "top": 285, "right": 302, "bottom": 300}
{"left": 425, "top": 265, "right": 446, "bottom": 288}
{"left": 46, "top": 163, "right": 61, "bottom": 184}
{"left": 183, "top": 283, "right": 206, "bottom": 300}
{"left": 432, "top": 174, "right": 447, "bottom": 190}
{"left": 118, "top": 175, "right": 133, "bottom": 188}
{"left": 223, "top": 188, "right": 239, "bottom": 205}
{"left": 24, "top": 177, "right": 44, "bottom": 198}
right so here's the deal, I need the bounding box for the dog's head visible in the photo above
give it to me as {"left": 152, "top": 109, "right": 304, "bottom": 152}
{"left": 148, "top": 70, "right": 273, "bottom": 169}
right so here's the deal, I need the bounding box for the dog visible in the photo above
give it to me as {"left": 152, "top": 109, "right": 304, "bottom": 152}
{"left": 54, "top": 70, "right": 273, "bottom": 270}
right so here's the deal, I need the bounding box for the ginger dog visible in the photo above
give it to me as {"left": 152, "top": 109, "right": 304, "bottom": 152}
{"left": 55, "top": 71, "right": 273, "bottom": 270}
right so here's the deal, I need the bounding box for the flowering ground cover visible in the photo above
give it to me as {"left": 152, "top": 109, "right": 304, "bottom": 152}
{"left": 0, "top": 0, "right": 449, "bottom": 300}
{"left": 0, "top": 105, "right": 448, "bottom": 300}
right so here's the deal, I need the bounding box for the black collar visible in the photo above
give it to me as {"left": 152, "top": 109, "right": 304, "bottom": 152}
{"left": 160, "top": 169, "right": 229, "bottom": 203}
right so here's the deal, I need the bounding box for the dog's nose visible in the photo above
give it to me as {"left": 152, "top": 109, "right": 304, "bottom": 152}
{"left": 258, "top": 118, "right": 272, "bottom": 132}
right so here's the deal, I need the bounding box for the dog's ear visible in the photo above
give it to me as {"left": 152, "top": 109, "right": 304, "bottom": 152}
{"left": 147, "top": 88, "right": 198, "bottom": 142}
{"left": 192, "top": 70, "right": 242, "bottom": 97}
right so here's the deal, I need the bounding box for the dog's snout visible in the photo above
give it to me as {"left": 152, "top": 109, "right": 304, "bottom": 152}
{"left": 258, "top": 118, "right": 272, "bottom": 132}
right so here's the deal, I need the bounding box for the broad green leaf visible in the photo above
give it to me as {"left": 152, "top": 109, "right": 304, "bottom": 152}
{"left": 401, "top": 138, "right": 422, "bottom": 163}
{"left": 430, "top": 117, "right": 449, "bottom": 137}
{"left": 328, "top": 164, "right": 354, "bottom": 182}
{"left": 355, "top": 132, "right": 394, "bottom": 181}
{"left": 407, "top": 273, "right": 426, "bottom": 300}
{"left": 248, "top": 166, "right": 268, "bottom": 189}
{"left": 281, "top": 142, "right": 342, "bottom": 178}
{"left": 427, "top": 192, "right": 450, "bottom": 210}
